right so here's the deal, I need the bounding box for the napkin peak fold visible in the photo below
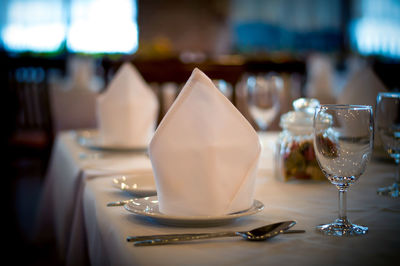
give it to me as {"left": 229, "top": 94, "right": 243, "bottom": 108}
{"left": 98, "top": 63, "right": 154, "bottom": 101}
{"left": 149, "top": 68, "right": 261, "bottom": 216}
{"left": 96, "top": 62, "right": 159, "bottom": 147}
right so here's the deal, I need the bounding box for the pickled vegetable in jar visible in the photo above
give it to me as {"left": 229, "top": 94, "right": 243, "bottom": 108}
{"left": 275, "top": 98, "right": 330, "bottom": 182}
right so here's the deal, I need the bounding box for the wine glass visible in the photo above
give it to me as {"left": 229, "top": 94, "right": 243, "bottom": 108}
{"left": 376, "top": 92, "right": 400, "bottom": 197}
{"left": 246, "top": 73, "right": 282, "bottom": 131}
{"left": 314, "top": 105, "right": 373, "bottom": 236}
{"left": 213, "top": 79, "right": 233, "bottom": 101}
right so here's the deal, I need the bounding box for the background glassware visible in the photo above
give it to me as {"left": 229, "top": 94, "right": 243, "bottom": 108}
{"left": 246, "top": 73, "right": 283, "bottom": 131}
{"left": 376, "top": 92, "right": 400, "bottom": 197}
{"left": 314, "top": 104, "right": 373, "bottom": 236}
{"left": 213, "top": 79, "right": 233, "bottom": 101}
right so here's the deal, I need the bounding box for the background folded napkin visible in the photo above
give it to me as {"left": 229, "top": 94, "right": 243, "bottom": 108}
{"left": 337, "top": 63, "right": 387, "bottom": 107}
{"left": 96, "top": 62, "right": 159, "bottom": 147}
{"left": 49, "top": 56, "right": 102, "bottom": 133}
{"left": 149, "top": 68, "right": 261, "bottom": 216}
{"left": 337, "top": 61, "right": 388, "bottom": 149}
{"left": 304, "top": 54, "right": 336, "bottom": 104}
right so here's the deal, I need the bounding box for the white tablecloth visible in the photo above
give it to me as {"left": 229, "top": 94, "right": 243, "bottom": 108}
{"left": 35, "top": 131, "right": 152, "bottom": 265}
{"left": 35, "top": 131, "right": 400, "bottom": 265}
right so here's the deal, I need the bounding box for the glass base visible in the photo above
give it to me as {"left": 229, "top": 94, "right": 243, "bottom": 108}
{"left": 316, "top": 218, "right": 368, "bottom": 236}
{"left": 377, "top": 183, "right": 399, "bottom": 198}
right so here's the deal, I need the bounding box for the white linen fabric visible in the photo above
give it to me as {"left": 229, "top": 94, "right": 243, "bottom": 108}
{"left": 149, "top": 68, "right": 261, "bottom": 216}
{"left": 35, "top": 131, "right": 400, "bottom": 266}
{"left": 83, "top": 160, "right": 400, "bottom": 266}
{"left": 96, "top": 62, "right": 159, "bottom": 147}
{"left": 49, "top": 83, "right": 99, "bottom": 132}
{"left": 49, "top": 56, "right": 102, "bottom": 133}
{"left": 337, "top": 64, "right": 388, "bottom": 149}
{"left": 304, "top": 54, "right": 336, "bottom": 104}
{"left": 337, "top": 64, "right": 387, "bottom": 107}
{"left": 34, "top": 131, "right": 153, "bottom": 265}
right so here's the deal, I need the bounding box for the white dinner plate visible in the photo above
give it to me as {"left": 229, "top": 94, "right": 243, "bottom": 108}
{"left": 76, "top": 130, "right": 148, "bottom": 152}
{"left": 124, "top": 196, "right": 264, "bottom": 227}
{"left": 112, "top": 174, "right": 157, "bottom": 197}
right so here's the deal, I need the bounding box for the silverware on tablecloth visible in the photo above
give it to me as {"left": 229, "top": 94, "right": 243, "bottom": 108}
{"left": 127, "top": 229, "right": 305, "bottom": 242}
{"left": 107, "top": 199, "right": 135, "bottom": 207}
{"left": 128, "top": 221, "right": 305, "bottom": 246}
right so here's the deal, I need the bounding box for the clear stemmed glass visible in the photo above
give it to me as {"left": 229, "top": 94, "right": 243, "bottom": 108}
{"left": 313, "top": 105, "right": 374, "bottom": 236}
{"left": 246, "top": 73, "right": 282, "bottom": 131}
{"left": 376, "top": 92, "right": 400, "bottom": 197}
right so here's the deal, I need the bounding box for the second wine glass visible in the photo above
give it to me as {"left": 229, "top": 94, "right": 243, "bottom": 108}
{"left": 246, "top": 73, "right": 282, "bottom": 131}
{"left": 314, "top": 104, "right": 374, "bottom": 236}
{"left": 376, "top": 92, "right": 400, "bottom": 197}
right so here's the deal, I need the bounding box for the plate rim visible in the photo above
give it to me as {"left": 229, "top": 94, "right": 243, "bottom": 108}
{"left": 112, "top": 174, "right": 157, "bottom": 195}
{"left": 124, "top": 196, "right": 264, "bottom": 223}
{"left": 77, "top": 131, "right": 148, "bottom": 151}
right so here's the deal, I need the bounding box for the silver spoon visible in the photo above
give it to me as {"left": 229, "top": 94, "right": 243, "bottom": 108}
{"left": 129, "top": 221, "right": 302, "bottom": 246}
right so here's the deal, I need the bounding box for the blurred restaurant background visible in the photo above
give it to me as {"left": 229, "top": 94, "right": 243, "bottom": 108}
{"left": 1, "top": 0, "right": 400, "bottom": 264}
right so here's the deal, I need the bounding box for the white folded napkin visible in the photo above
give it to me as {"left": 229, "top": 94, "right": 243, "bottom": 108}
{"left": 50, "top": 81, "right": 98, "bottom": 133}
{"left": 96, "top": 63, "right": 159, "bottom": 147}
{"left": 149, "top": 68, "right": 261, "bottom": 216}
{"left": 304, "top": 54, "right": 336, "bottom": 104}
{"left": 337, "top": 62, "right": 388, "bottom": 149}
{"left": 49, "top": 56, "right": 102, "bottom": 133}
{"left": 337, "top": 64, "right": 387, "bottom": 107}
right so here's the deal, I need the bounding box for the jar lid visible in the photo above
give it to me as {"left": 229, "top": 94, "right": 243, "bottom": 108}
{"left": 280, "top": 98, "right": 320, "bottom": 131}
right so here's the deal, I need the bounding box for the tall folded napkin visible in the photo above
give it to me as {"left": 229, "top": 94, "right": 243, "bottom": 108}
{"left": 304, "top": 54, "right": 336, "bottom": 104}
{"left": 49, "top": 56, "right": 101, "bottom": 133}
{"left": 96, "top": 63, "right": 159, "bottom": 147}
{"left": 337, "top": 64, "right": 387, "bottom": 107}
{"left": 149, "top": 68, "right": 261, "bottom": 216}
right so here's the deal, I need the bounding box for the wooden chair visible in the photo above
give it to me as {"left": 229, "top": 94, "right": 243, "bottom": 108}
{"left": 5, "top": 55, "right": 65, "bottom": 176}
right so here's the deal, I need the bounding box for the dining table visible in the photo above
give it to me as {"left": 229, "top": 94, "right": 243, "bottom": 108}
{"left": 34, "top": 129, "right": 400, "bottom": 266}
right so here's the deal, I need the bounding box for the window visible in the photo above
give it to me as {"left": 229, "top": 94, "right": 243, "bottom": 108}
{"left": 1, "top": 0, "right": 138, "bottom": 54}
{"left": 350, "top": 0, "right": 400, "bottom": 59}
{"left": 1, "top": 0, "right": 66, "bottom": 52}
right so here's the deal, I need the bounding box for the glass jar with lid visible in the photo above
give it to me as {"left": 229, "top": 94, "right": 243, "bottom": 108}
{"left": 275, "top": 98, "right": 326, "bottom": 182}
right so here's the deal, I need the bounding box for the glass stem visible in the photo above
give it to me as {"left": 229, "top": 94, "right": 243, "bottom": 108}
{"left": 338, "top": 190, "right": 347, "bottom": 220}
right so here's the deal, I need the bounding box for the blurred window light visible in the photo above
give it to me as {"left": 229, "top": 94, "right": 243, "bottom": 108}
{"left": 67, "top": 0, "right": 138, "bottom": 54}
{"left": 0, "top": 0, "right": 138, "bottom": 54}
{"left": 1, "top": 0, "right": 66, "bottom": 52}
{"left": 350, "top": 0, "right": 400, "bottom": 59}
